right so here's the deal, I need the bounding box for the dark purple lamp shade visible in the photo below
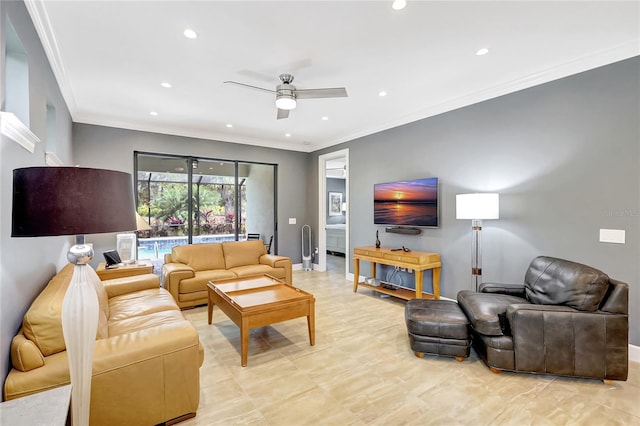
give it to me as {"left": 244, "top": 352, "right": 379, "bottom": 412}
{"left": 12, "top": 167, "right": 136, "bottom": 238}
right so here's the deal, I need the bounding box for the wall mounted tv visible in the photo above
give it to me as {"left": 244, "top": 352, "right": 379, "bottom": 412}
{"left": 374, "top": 177, "right": 439, "bottom": 228}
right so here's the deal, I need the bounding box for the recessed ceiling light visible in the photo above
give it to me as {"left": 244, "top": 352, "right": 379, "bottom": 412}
{"left": 476, "top": 48, "right": 489, "bottom": 56}
{"left": 150, "top": 111, "right": 158, "bottom": 116}
{"left": 285, "top": 133, "right": 291, "bottom": 137}
{"left": 379, "top": 91, "right": 388, "bottom": 97}
{"left": 226, "top": 123, "right": 233, "bottom": 128}
{"left": 160, "top": 82, "right": 172, "bottom": 88}
{"left": 392, "top": 0, "right": 407, "bottom": 11}
{"left": 322, "top": 116, "right": 329, "bottom": 121}
{"left": 183, "top": 29, "right": 198, "bottom": 39}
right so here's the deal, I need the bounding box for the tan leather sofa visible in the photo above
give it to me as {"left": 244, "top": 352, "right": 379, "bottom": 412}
{"left": 4, "top": 263, "right": 203, "bottom": 425}
{"left": 162, "top": 240, "right": 293, "bottom": 309}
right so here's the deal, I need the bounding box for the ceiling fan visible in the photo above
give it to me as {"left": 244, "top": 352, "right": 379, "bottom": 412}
{"left": 224, "top": 73, "right": 348, "bottom": 120}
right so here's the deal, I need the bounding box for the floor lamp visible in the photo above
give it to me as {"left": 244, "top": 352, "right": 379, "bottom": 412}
{"left": 12, "top": 167, "right": 136, "bottom": 426}
{"left": 456, "top": 193, "right": 500, "bottom": 291}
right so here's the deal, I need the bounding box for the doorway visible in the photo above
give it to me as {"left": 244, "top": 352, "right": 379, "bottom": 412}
{"left": 317, "top": 149, "right": 349, "bottom": 280}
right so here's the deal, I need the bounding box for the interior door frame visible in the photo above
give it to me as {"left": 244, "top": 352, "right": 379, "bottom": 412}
{"left": 317, "top": 148, "right": 349, "bottom": 279}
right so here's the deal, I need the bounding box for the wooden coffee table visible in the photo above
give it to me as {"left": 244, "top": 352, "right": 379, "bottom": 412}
{"left": 207, "top": 275, "right": 315, "bottom": 366}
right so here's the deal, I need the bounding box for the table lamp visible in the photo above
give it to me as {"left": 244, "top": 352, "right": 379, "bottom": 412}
{"left": 456, "top": 193, "right": 500, "bottom": 291}
{"left": 12, "top": 166, "right": 136, "bottom": 426}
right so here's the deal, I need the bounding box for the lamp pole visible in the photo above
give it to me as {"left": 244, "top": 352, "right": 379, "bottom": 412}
{"left": 471, "top": 219, "right": 483, "bottom": 292}
{"left": 456, "top": 193, "right": 499, "bottom": 292}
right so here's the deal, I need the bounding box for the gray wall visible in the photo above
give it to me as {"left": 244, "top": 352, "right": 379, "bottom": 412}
{"left": 72, "top": 124, "right": 310, "bottom": 264}
{"left": 310, "top": 57, "right": 640, "bottom": 345}
{"left": 0, "top": 1, "right": 74, "bottom": 391}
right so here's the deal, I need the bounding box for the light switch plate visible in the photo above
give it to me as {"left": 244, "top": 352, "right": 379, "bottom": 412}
{"left": 599, "top": 229, "right": 625, "bottom": 244}
{"left": 289, "top": 218, "right": 296, "bottom": 225}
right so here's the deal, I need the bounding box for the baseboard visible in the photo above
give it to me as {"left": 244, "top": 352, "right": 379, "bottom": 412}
{"left": 292, "top": 263, "right": 303, "bottom": 271}
{"left": 629, "top": 344, "right": 640, "bottom": 363}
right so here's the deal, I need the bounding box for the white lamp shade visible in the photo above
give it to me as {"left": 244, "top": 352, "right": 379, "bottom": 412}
{"left": 456, "top": 193, "right": 500, "bottom": 220}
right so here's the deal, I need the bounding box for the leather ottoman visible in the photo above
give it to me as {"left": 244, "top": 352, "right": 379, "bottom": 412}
{"left": 405, "top": 299, "right": 471, "bottom": 362}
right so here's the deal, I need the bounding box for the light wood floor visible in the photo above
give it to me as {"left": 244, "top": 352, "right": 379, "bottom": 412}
{"left": 182, "top": 260, "right": 639, "bottom": 425}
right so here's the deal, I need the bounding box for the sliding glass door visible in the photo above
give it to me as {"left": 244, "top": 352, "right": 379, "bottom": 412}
{"left": 134, "top": 152, "right": 276, "bottom": 261}
{"left": 239, "top": 161, "right": 277, "bottom": 253}
{"left": 190, "top": 159, "right": 239, "bottom": 242}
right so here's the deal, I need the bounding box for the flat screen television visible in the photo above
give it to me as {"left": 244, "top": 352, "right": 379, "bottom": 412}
{"left": 374, "top": 177, "right": 439, "bottom": 228}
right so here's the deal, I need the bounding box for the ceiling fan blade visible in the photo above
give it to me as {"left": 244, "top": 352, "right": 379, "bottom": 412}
{"left": 295, "top": 87, "right": 348, "bottom": 99}
{"left": 223, "top": 80, "right": 275, "bottom": 94}
{"left": 277, "top": 108, "right": 289, "bottom": 120}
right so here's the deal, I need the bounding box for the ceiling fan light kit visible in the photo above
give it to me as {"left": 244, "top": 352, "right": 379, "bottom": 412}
{"left": 275, "top": 93, "right": 297, "bottom": 110}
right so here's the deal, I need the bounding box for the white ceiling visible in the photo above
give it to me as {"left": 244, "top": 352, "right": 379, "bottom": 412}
{"left": 25, "top": 1, "right": 639, "bottom": 153}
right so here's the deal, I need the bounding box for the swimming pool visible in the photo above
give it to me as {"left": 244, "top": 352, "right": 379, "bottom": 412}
{"left": 137, "top": 235, "right": 237, "bottom": 259}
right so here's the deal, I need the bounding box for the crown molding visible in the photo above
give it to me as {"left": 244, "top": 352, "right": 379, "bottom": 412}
{"left": 24, "top": 0, "right": 78, "bottom": 116}
{"left": 0, "top": 111, "right": 40, "bottom": 153}
{"left": 313, "top": 40, "right": 640, "bottom": 152}
{"left": 73, "top": 115, "right": 312, "bottom": 153}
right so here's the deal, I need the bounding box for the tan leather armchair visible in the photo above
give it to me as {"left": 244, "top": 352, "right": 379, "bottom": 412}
{"left": 4, "top": 264, "right": 203, "bottom": 425}
{"left": 163, "top": 240, "right": 293, "bottom": 309}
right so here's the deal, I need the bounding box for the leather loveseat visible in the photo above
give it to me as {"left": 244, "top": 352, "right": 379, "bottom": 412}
{"left": 4, "top": 264, "right": 203, "bottom": 425}
{"left": 457, "top": 256, "right": 628, "bottom": 381}
{"left": 162, "top": 240, "right": 292, "bottom": 309}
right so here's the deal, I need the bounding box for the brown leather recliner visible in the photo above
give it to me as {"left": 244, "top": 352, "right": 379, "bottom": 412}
{"left": 457, "top": 256, "right": 628, "bottom": 381}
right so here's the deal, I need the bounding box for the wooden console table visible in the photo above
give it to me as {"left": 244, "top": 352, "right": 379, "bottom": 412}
{"left": 353, "top": 246, "right": 441, "bottom": 300}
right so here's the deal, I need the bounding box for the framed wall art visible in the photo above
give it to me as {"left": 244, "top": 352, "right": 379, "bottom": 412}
{"left": 329, "top": 192, "right": 343, "bottom": 216}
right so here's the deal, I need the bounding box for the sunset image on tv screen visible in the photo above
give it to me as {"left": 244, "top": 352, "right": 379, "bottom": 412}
{"left": 374, "top": 177, "right": 438, "bottom": 227}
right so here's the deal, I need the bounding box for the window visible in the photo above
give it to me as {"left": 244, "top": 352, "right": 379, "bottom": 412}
{"left": 1, "top": 18, "right": 39, "bottom": 152}
{"left": 4, "top": 18, "right": 29, "bottom": 125}
{"left": 134, "top": 152, "right": 277, "bottom": 260}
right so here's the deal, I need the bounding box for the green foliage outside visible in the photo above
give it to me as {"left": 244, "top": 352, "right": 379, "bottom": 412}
{"left": 137, "top": 180, "right": 246, "bottom": 237}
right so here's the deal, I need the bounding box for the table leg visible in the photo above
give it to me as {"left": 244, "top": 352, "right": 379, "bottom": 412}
{"left": 415, "top": 270, "right": 424, "bottom": 299}
{"left": 241, "top": 317, "right": 249, "bottom": 367}
{"left": 433, "top": 267, "right": 441, "bottom": 299}
{"left": 307, "top": 301, "right": 315, "bottom": 346}
{"left": 353, "top": 258, "right": 360, "bottom": 292}
{"left": 207, "top": 291, "right": 214, "bottom": 325}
